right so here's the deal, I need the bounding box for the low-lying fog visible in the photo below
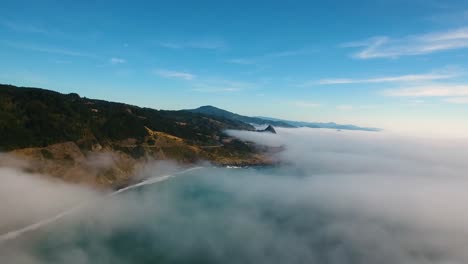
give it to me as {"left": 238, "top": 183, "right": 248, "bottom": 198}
{"left": 1, "top": 128, "right": 468, "bottom": 264}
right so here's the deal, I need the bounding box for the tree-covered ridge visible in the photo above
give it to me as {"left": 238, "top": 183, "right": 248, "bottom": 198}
{"left": 0, "top": 84, "right": 253, "bottom": 151}
{"left": 188, "top": 105, "right": 295, "bottom": 128}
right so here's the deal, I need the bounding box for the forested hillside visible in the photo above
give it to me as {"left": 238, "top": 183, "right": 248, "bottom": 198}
{"left": 0, "top": 84, "right": 253, "bottom": 151}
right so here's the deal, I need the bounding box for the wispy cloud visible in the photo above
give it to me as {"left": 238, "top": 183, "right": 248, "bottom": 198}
{"left": 191, "top": 78, "right": 255, "bottom": 93}
{"left": 1, "top": 21, "right": 50, "bottom": 35}
{"left": 52, "top": 59, "right": 72, "bottom": 64}
{"left": 444, "top": 97, "right": 468, "bottom": 104}
{"left": 292, "top": 101, "right": 321, "bottom": 108}
{"left": 318, "top": 72, "right": 455, "bottom": 85}
{"left": 154, "top": 69, "right": 195, "bottom": 80}
{"left": 0, "top": 71, "right": 51, "bottom": 86}
{"left": 0, "top": 20, "right": 86, "bottom": 41}
{"left": 429, "top": 10, "right": 468, "bottom": 24}
{"left": 358, "top": 105, "right": 380, "bottom": 109}
{"left": 228, "top": 48, "right": 311, "bottom": 65}
{"left": 192, "top": 87, "right": 241, "bottom": 93}
{"left": 344, "top": 27, "right": 468, "bottom": 59}
{"left": 0, "top": 40, "right": 97, "bottom": 58}
{"left": 158, "top": 39, "right": 226, "bottom": 50}
{"left": 110, "top": 57, "right": 126, "bottom": 64}
{"left": 266, "top": 50, "right": 308, "bottom": 58}
{"left": 336, "top": 104, "right": 354, "bottom": 110}
{"left": 384, "top": 84, "right": 468, "bottom": 97}
{"left": 227, "top": 58, "right": 256, "bottom": 65}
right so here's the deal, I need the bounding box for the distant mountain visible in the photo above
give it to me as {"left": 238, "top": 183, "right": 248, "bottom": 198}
{"left": 187, "top": 105, "right": 380, "bottom": 132}
{"left": 187, "top": 106, "right": 295, "bottom": 128}
{"left": 256, "top": 116, "right": 381, "bottom": 132}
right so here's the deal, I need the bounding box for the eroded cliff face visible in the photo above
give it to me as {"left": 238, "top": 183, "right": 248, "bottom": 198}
{"left": 8, "top": 129, "right": 274, "bottom": 189}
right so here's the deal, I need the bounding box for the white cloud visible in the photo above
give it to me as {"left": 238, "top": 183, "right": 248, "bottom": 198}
{"left": 0, "top": 161, "right": 101, "bottom": 235}
{"left": 292, "top": 101, "right": 321, "bottom": 108}
{"left": 228, "top": 48, "right": 310, "bottom": 65}
{"left": 344, "top": 27, "right": 468, "bottom": 59}
{"left": 191, "top": 78, "right": 255, "bottom": 93}
{"left": 444, "top": 97, "right": 468, "bottom": 104}
{"left": 52, "top": 59, "right": 72, "bottom": 64}
{"left": 154, "top": 70, "right": 195, "bottom": 80}
{"left": 358, "top": 105, "right": 379, "bottom": 109}
{"left": 110, "top": 57, "right": 126, "bottom": 64}
{"left": 192, "top": 87, "right": 241, "bottom": 93}
{"left": 266, "top": 50, "right": 307, "bottom": 58}
{"left": 318, "top": 73, "right": 455, "bottom": 85}
{"left": 158, "top": 39, "right": 226, "bottom": 50}
{"left": 227, "top": 58, "right": 256, "bottom": 65}
{"left": 1, "top": 21, "right": 90, "bottom": 42}
{"left": 0, "top": 40, "right": 96, "bottom": 58}
{"left": 1, "top": 21, "right": 50, "bottom": 35}
{"left": 385, "top": 84, "right": 468, "bottom": 97}
{"left": 159, "top": 42, "right": 182, "bottom": 49}
{"left": 407, "top": 99, "right": 426, "bottom": 105}
{"left": 336, "top": 104, "right": 353, "bottom": 110}
{"left": 429, "top": 10, "right": 468, "bottom": 24}
{"left": 188, "top": 39, "right": 226, "bottom": 49}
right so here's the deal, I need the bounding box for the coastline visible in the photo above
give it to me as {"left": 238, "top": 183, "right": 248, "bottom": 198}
{"left": 0, "top": 166, "right": 205, "bottom": 243}
{"left": 7, "top": 139, "right": 277, "bottom": 190}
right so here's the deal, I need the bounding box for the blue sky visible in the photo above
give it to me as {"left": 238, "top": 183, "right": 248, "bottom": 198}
{"left": 2, "top": 0, "right": 468, "bottom": 136}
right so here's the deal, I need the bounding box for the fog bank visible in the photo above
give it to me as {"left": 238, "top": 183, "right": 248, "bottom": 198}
{"left": 2, "top": 128, "right": 468, "bottom": 264}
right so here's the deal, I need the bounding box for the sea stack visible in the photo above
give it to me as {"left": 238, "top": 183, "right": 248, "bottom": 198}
{"left": 261, "top": 125, "right": 277, "bottom": 134}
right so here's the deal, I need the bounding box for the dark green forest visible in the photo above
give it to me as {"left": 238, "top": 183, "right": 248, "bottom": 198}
{"left": 0, "top": 84, "right": 253, "bottom": 151}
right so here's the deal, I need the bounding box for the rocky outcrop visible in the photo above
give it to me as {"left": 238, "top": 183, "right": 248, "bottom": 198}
{"left": 259, "top": 125, "right": 277, "bottom": 134}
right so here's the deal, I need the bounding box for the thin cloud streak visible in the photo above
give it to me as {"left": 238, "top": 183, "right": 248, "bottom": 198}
{"left": 344, "top": 27, "right": 468, "bottom": 59}
{"left": 0, "top": 21, "right": 95, "bottom": 41}
{"left": 336, "top": 104, "right": 353, "bottom": 110}
{"left": 227, "top": 58, "right": 256, "bottom": 65}
{"left": 1, "top": 21, "right": 50, "bottom": 35}
{"left": 158, "top": 39, "right": 226, "bottom": 50}
{"left": 384, "top": 84, "right": 468, "bottom": 97}
{"left": 292, "top": 101, "right": 321, "bottom": 108}
{"left": 228, "top": 48, "right": 311, "bottom": 65}
{"left": 191, "top": 87, "right": 241, "bottom": 93}
{"left": 191, "top": 78, "right": 254, "bottom": 93}
{"left": 318, "top": 73, "right": 455, "bottom": 85}
{"left": 154, "top": 70, "right": 196, "bottom": 80}
{"left": 444, "top": 97, "right": 468, "bottom": 104}
{"left": 110, "top": 58, "right": 126, "bottom": 64}
{"left": 0, "top": 40, "right": 97, "bottom": 58}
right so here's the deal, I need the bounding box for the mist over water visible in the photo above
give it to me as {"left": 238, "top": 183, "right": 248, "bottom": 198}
{"left": 2, "top": 128, "right": 468, "bottom": 264}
